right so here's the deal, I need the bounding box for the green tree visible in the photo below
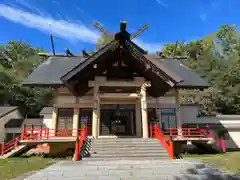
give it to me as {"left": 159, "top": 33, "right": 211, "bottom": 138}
{"left": 216, "top": 24, "right": 237, "bottom": 54}
{"left": 0, "top": 41, "right": 51, "bottom": 117}
{"left": 163, "top": 24, "right": 240, "bottom": 115}
{"left": 95, "top": 35, "right": 114, "bottom": 50}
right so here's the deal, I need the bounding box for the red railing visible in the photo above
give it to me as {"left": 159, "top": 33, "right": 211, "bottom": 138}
{"left": 1, "top": 125, "right": 88, "bottom": 158}
{"left": 153, "top": 124, "right": 174, "bottom": 159}
{"left": 1, "top": 135, "right": 21, "bottom": 156}
{"left": 74, "top": 125, "right": 88, "bottom": 161}
{"left": 150, "top": 125, "right": 210, "bottom": 138}
{"left": 161, "top": 127, "right": 209, "bottom": 137}
{"left": 21, "top": 127, "right": 87, "bottom": 140}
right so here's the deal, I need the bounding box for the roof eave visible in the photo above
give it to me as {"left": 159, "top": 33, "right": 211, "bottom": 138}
{"left": 175, "top": 84, "right": 210, "bottom": 89}
{"left": 60, "top": 40, "right": 119, "bottom": 83}
{"left": 21, "top": 82, "right": 63, "bottom": 88}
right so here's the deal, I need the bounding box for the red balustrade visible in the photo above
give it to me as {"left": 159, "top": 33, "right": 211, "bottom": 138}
{"left": 150, "top": 124, "right": 211, "bottom": 138}
{"left": 1, "top": 135, "right": 21, "bottom": 156}
{"left": 153, "top": 124, "right": 174, "bottom": 159}
{"left": 74, "top": 125, "right": 88, "bottom": 161}
{"left": 21, "top": 126, "right": 87, "bottom": 140}
{"left": 1, "top": 125, "right": 88, "bottom": 158}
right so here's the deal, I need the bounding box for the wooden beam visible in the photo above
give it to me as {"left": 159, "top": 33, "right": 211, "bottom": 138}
{"left": 99, "top": 93, "right": 141, "bottom": 98}
{"left": 53, "top": 103, "right": 93, "bottom": 108}
{"left": 88, "top": 77, "right": 150, "bottom": 87}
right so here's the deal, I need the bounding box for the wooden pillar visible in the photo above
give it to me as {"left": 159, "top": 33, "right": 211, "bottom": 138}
{"left": 72, "top": 108, "right": 79, "bottom": 136}
{"left": 175, "top": 89, "right": 182, "bottom": 128}
{"left": 175, "top": 89, "right": 183, "bottom": 137}
{"left": 141, "top": 84, "right": 149, "bottom": 139}
{"left": 135, "top": 99, "right": 142, "bottom": 137}
{"left": 92, "top": 84, "right": 100, "bottom": 138}
{"left": 52, "top": 107, "right": 57, "bottom": 136}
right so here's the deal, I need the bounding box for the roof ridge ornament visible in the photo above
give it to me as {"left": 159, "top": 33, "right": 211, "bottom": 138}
{"left": 92, "top": 20, "right": 149, "bottom": 42}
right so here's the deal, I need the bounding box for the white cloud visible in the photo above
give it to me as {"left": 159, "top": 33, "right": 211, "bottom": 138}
{"left": 134, "top": 39, "right": 162, "bottom": 52}
{"left": 155, "top": 0, "right": 168, "bottom": 7}
{"left": 0, "top": 4, "right": 100, "bottom": 43}
{"left": 15, "top": 0, "right": 33, "bottom": 10}
{"left": 0, "top": 4, "right": 162, "bottom": 52}
{"left": 199, "top": 13, "right": 207, "bottom": 22}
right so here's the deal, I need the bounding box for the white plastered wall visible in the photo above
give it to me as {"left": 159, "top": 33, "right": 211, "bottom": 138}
{"left": 180, "top": 106, "right": 240, "bottom": 150}
{"left": 0, "top": 109, "right": 22, "bottom": 143}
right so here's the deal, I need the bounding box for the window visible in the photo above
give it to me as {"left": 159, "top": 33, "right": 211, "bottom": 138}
{"left": 157, "top": 108, "right": 177, "bottom": 129}
{"left": 57, "top": 108, "right": 74, "bottom": 136}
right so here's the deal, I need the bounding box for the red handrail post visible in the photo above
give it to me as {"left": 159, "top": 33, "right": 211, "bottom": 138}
{"left": 21, "top": 124, "right": 26, "bottom": 140}
{"left": 187, "top": 128, "right": 191, "bottom": 136}
{"left": 74, "top": 137, "right": 80, "bottom": 161}
{"left": 170, "top": 128, "right": 172, "bottom": 137}
{"left": 205, "top": 125, "right": 210, "bottom": 136}
{"left": 221, "top": 137, "right": 226, "bottom": 153}
{"left": 1, "top": 142, "right": 5, "bottom": 156}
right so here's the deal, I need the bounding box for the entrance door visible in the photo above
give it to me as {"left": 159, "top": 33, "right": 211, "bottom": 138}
{"left": 56, "top": 108, "right": 74, "bottom": 136}
{"left": 79, "top": 108, "right": 92, "bottom": 136}
{"left": 100, "top": 104, "right": 135, "bottom": 136}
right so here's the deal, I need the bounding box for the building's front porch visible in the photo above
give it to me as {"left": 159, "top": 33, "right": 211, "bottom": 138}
{"left": 51, "top": 77, "right": 154, "bottom": 139}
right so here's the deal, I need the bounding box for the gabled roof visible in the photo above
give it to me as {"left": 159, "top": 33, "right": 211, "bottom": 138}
{"left": 40, "top": 107, "right": 53, "bottom": 114}
{"left": 22, "top": 55, "right": 209, "bottom": 88}
{"left": 144, "top": 55, "right": 209, "bottom": 88}
{"left": 61, "top": 40, "right": 120, "bottom": 83}
{"left": 23, "top": 56, "right": 85, "bottom": 86}
{"left": 61, "top": 40, "right": 183, "bottom": 86}
{"left": 0, "top": 106, "right": 18, "bottom": 118}
{"left": 5, "top": 118, "right": 25, "bottom": 128}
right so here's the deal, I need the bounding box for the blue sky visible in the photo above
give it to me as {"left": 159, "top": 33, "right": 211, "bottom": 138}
{"left": 0, "top": 0, "right": 239, "bottom": 53}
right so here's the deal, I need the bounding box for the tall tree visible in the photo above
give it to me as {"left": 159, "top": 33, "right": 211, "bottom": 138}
{"left": 0, "top": 41, "right": 52, "bottom": 117}
{"left": 95, "top": 35, "right": 114, "bottom": 50}
{"left": 162, "top": 24, "right": 240, "bottom": 114}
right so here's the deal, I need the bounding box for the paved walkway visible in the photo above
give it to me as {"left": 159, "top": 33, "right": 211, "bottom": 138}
{"left": 24, "top": 159, "right": 208, "bottom": 180}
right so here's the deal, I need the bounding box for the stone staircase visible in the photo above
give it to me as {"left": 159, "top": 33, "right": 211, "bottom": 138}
{"left": 84, "top": 138, "right": 169, "bottom": 160}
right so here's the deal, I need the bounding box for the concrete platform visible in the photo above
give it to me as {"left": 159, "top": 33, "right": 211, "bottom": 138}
{"left": 24, "top": 159, "right": 205, "bottom": 180}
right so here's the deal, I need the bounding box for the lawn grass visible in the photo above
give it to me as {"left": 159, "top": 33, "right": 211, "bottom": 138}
{"left": 0, "top": 157, "right": 56, "bottom": 180}
{"left": 184, "top": 152, "right": 240, "bottom": 173}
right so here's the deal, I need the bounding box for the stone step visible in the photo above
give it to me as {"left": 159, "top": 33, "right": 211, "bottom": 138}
{"left": 83, "top": 156, "right": 170, "bottom": 161}
{"left": 92, "top": 142, "right": 162, "bottom": 146}
{"left": 90, "top": 149, "right": 166, "bottom": 153}
{"left": 90, "top": 146, "right": 166, "bottom": 151}
{"left": 90, "top": 153, "right": 169, "bottom": 158}
{"left": 90, "top": 149, "right": 167, "bottom": 155}
{"left": 91, "top": 144, "right": 165, "bottom": 149}
{"left": 93, "top": 139, "right": 159, "bottom": 143}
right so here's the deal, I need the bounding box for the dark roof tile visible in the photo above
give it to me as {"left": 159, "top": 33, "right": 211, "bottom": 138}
{"left": 23, "top": 56, "right": 85, "bottom": 85}
{"left": 5, "top": 118, "right": 24, "bottom": 128}
{"left": 23, "top": 54, "right": 208, "bottom": 88}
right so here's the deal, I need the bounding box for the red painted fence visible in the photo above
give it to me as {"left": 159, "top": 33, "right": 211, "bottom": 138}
{"left": 149, "top": 125, "right": 211, "bottom": 138}
{"left": 21, "top": 126, "right": 88, "bottom": 140}
{"left": 1, "top": 135, "right": 21, "bottom": 156}
{"left": 1, "top": 125, "right": 88, "bottom": 158}
{"left": 153, "top": 124, "right": 174, "bottom": 159}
